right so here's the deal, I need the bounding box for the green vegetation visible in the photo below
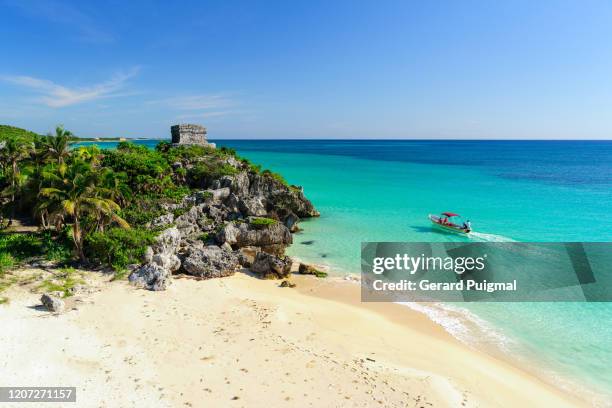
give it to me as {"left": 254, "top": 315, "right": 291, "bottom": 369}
{"left": 0, "top": 124, "right": 252, "bottom": 277}
{"left": 0, "top": 125, "right": 40, "bottom": 141}
{"left": 188, "top": 161, "right": 239, "bottom": 186}
{"left": 250, "top": 217, "right": 277, "bottom": 229}
{"left": 37, "top": 267, "right": 84, "bottom": 298}
{"left": 85, "top": 227, "right": 157, "bottom": 272}
{"left": 0, "top": 232, "right": 73, "bottom": 271}
{"left": 261, "top": 169, "right": 289, "bottom": 187}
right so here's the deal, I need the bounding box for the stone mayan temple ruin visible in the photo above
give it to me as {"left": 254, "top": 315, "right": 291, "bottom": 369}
{"left": 171, "top": 124, "right": 216, "bottom": 148}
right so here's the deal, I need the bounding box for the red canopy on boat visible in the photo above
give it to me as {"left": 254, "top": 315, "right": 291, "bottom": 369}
{"left": 442, "top": 212, "right": 460, "bottom": 217}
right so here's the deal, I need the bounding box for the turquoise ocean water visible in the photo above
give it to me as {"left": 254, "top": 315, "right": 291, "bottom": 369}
{"left": 80, "top": 139, "right": 612, "bottom": 405}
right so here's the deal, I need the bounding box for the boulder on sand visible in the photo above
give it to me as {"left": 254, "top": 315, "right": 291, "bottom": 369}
{"left": 128, "top": 263, "right": 171, "bottom": 291}
{"left": 182, "top": 245, "right": 241, "bottom": 279}
{"left": 217, "top": 222, "right": 292, "bottom": 255}
{"left": 250, "top": 252, "right": 292, "bottom": 279}
{"left": 40, "top": 293, "right": 65, "bottom": 313}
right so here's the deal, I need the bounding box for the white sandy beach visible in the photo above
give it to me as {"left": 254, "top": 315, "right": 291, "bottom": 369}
{"left": 0, "top": 270, "right": 588, "bottom": 408}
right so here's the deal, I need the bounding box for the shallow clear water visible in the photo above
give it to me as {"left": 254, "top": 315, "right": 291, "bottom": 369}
{"left": 80, "top": 139, "right": 612, "bottom": 404}
{"left": 217, "top": 140, "right": 612, "bottom": 405}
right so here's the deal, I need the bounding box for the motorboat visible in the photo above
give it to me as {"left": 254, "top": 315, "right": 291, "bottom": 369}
{"left": 428, "top": 212, "right": 471, "bottom": 234}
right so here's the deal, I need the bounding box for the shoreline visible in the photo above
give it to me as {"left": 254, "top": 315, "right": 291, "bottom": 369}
{"left": 290, "top": 254, "right": 610, "bottom": 407}
{"left": 1, "top": 268, "right": 589, "bottom": 407}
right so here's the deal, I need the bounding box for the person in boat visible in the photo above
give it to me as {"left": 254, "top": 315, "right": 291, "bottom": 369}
{"left": 462, "top": 220, "right": 471, "bottom": 231}
{"left": 440, "top": 216, "right": 449, "bottom": 225}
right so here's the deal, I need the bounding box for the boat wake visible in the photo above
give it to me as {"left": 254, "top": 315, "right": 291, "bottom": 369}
{"left": 468, "top": 231, "right": 516, "bottom": 242}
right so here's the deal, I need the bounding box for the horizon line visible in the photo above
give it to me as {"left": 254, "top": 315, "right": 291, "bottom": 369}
{"left": 94, "top": 137, "right": 612, "bottom": 142}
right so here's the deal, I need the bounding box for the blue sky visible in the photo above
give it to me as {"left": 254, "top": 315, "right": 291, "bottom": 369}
{"left": 1, "top": 0, "right": 612, "bottom": 139}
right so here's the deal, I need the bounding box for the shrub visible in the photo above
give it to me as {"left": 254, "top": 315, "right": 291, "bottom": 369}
{"left": 162, "top": 185, "right": 190, "bottom": 201}
{"left": 85, "top": 227, "right": 157, "bottom": 271}
{"left": 0, "top": 233, "right": 42, "bottom": 261}
{"left": 164, "top": 145, "right": 218, "bottom": 163}
{"left": 120, "top": 202, "right": 166, "bottom": 227}
{"left": 173, "top": 207, "right": 188, "bottom": 218}
{"left": 187, "top": 161, "right": 238, "bottom": 187}
{"left": 262, "top": 169, "right": 289, "bottom": 187}
{"left": 155, "top": 140, "right": 171, "bottom": 153}
{"left": 40, "top": 231, "right": 73, "bottom": 263}
{"left": 102, "top": 143, "right": 172, "bottom": 194}
{"left": 250, "top": 217, "right": 277, "bottom": 229}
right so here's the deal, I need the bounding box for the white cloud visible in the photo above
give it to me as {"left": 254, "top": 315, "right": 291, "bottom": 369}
{"left": 0, "top": 68, "right": 139, "bottom": 107}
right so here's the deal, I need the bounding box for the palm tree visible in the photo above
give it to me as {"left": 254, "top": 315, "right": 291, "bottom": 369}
{"left": 0, "top": 137, "right": 34, "bottom": 225}
{"left": 72, "top": 145, "right": 102, "bottom": 166}
{"left": 99, "top": 168, "right": 131, "bottom": 207}
{"left": 39, "top": 160, "right": 129, "bottom": 261}
{"left": 41, "top": 125, "right": 72, "bottom": 165}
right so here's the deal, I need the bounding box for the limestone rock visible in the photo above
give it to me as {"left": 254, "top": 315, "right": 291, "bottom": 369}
{"left": 128, "top": 263, "right": 171, "bottom": 291}
{"left": 40, "top": 293, "right": 65, "bottom": 313}
{"left": 238, "top": 246, "right": 260, "bottom": 267}
{"left": 298, "top": 263, "right": 318, "bottom": 275}
{"left": 238, "top": 196, "right": 268, "bottom": 217}
{"left": 217, "top": 222, "right": 292, "bottom": 253}
{"left": 279, "top": 280, "right": 296, "bottom": 288}
{"left": 284, "top": 212, "right": 300, "bottom": 232}
{"left": 150, "top": 213, "right": 174, "bottom": 228}
{"left": 250, "top": 252, "right": 292, "bottom": 279}
{"left": 207, "top": 187, "right": 231, "bottom": 202}
{"left": 182, "top": 245, "right": 241, "bottom": 279}
{"left": 298, "top": 263, "right": 328, "bottom": 278}
{"left": 143, "top": 246, "right": 154, "bottom": 263}
{"left": 151, "top": 227, "right": 181, "bottom": 255}
{"left": 152, "top": 253, "right": 181, "bottom": 272}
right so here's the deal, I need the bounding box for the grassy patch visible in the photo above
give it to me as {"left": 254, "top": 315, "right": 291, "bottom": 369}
{"left": 249, "top": 217, "right": 277, "bottom": 229}
{"left": 0, "top": 252, "right": 15, "bottom": 273}
{"left": 37, "top": 267, "right": 84, "bottom": 298}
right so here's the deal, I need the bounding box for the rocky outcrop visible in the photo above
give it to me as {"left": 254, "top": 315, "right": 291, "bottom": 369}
{"left": 128, "top": 263, "right": 171, "bottom": 291}
{"left": 182, "top": 245, "right": 241, "bottom": 279}
{"left": 217, "top": 221, "right": 292, "bottom": 255}
{"left": 298, "top": 263, "right": 328, "bottom": 278}
{"left": 284, "top": 212, "right": 300, "bottom": 232}
{"left": 131, "top": 151, "right": 318, "bottom": 289}
{"left": 150, "top": 227, "right": 181, "bottom": 258}
{"left": 150, "top": 213, "right": 174, "bottom": 228}
{"left": 132, "top": 227, "right": 181, "bottom": 291}
{"left": 40, "top": 293, "right": 65, "bottom": 313}
{"left": 250, "top": 252, "right": 292, "bottom": 279}
{"left": 238, "top": 196, "right": 267, "bottom": 217}
{"left": 298, "top": 263, "right": 318, "bottom": 275}
{"left": 237, "top": 246, "right": 259, "bottom": 267}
